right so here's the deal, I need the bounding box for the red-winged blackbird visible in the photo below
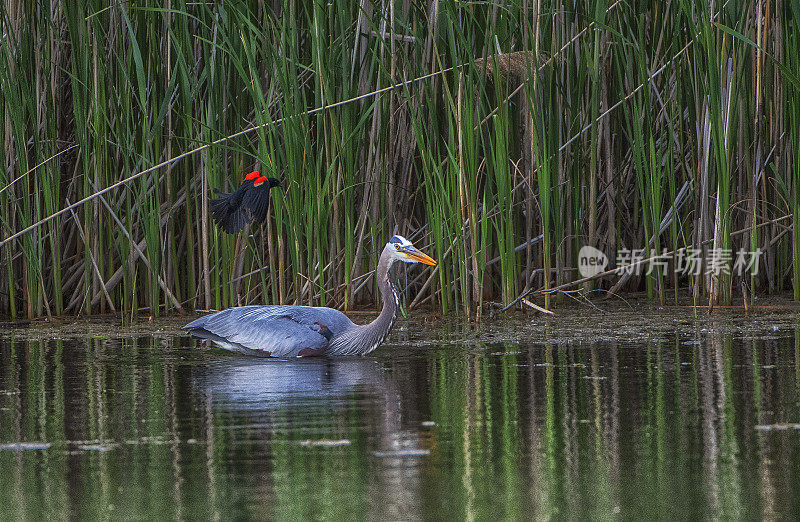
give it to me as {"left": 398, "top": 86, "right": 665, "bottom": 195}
{"left": 209, "top": 171, "right": 280, "bottom": 233}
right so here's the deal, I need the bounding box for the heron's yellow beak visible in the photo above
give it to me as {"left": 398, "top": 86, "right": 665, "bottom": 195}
{"left": 406, "top": 249, "right": 437, "bottom": 266}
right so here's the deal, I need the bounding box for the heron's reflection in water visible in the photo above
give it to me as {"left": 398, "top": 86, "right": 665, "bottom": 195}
{"left": 193, "top": 357, "right": 390, "bottom": 409}
{"left": 192, "top": 356, "right": 425, "bottom": 520}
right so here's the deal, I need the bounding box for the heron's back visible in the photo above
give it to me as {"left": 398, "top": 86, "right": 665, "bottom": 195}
{"left": 183, "top": 305, "right": 358, "bottom": 357}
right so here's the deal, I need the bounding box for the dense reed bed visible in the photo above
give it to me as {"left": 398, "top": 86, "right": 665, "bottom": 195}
{"left": 1, "top": 0, "right": 799, "bottom": 319}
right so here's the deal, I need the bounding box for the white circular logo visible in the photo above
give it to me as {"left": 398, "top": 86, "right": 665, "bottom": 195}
{"left": 578, "top": 245, "right": 608, "bottom": 278}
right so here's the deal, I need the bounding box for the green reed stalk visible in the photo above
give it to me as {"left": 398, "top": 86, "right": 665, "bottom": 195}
{"left": 532, "top": 121, "right": 552, "bottom": 309}
{"left": 527, "top": 48, "right": 555, "bottom": 309}
{"left": 459, "top": 71, "right": 484, "bottom": 315}
{"left": 0, "top": 27, "right": 17, "bottom": 317}
{"left": 0, "top": 104, "right": 12, "bottom": 316}
{"left": 408, "top": 86, "right": 449, "bottom": 313}
{"left": 586, "top": 0, "right": 608, "bottom": 293}
{"left": 786, "top": 1, "right": 800, "bottom": 300}
{"left": 489, "top": 102, "right": 517, "bottom": 304}
{"left": 681, "top": 0, "right": 745, "bottom": 304}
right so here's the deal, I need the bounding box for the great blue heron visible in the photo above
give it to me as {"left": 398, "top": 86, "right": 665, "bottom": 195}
{"left": 183, "top": 235, "right": 436, "bottom": 357}
{"left": 210, "top": 171, "right": 280, "bottom": 233}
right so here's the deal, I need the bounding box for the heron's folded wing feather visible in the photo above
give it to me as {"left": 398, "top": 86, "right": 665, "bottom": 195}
{"left": 226, "top": 317, "right": 329, "bottom": 357}
{"left": 186, "top": 306, "right": 330, "bottom": 357}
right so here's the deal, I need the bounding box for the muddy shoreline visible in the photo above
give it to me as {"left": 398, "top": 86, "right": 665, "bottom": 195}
{"left": 2, "top": 294, "right": 799, "bottom": 346}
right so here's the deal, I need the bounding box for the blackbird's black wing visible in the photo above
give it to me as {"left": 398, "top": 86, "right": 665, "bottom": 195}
{"left": 209, "top": 182, "right": 272, "bottom": 234}
{"left": 241, "top": 184, "right": 271, "bottom": 227}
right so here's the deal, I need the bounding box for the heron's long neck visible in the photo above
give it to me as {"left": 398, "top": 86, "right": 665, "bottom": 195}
{"left": 374, "top": 249, "right": 399, "bottom": 328}
{"left": 328, "top": 248, "right": 399, "bottom": 355}
{"left": 352, "top": 248, "right": 398, "bottom": 355}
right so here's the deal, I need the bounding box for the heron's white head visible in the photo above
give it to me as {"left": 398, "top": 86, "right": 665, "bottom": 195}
{"left": 387, "top": 235, "right": 437, "bottom": 265}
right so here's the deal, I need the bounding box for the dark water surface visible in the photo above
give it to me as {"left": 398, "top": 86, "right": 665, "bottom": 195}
{"left": 2, "top": 313, "right": 800, "bottom": 520}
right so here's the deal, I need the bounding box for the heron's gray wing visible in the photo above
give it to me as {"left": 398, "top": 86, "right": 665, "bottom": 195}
{"left": 184, "top": 306, "right": 334, "bottom": 357}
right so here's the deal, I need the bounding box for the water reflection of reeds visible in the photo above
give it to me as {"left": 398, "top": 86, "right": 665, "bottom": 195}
{"left": 2, "top": 332, "right": 800, "bottom": 518}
